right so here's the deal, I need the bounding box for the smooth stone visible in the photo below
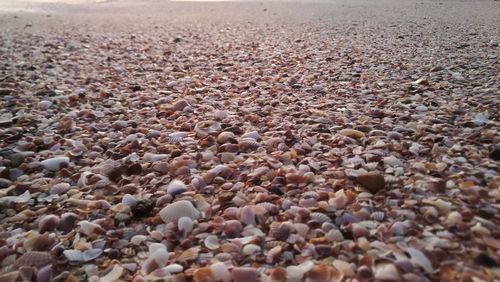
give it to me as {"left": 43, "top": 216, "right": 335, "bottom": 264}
{"left": 40, "top": 157, "right": 70, "bottom": 171}
{"left": 357, "top": 171, "right": 386, "bottom": 193}
{"left": 9, "top": 153, "right": 25, "bottom": 167}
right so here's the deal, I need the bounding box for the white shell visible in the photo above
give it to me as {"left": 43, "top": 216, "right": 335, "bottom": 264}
{"left": 83, "top": 248, "right": 103, "bottom": 261}
{"left": 286, "top": 261, "right": 315, "bottom": 280}
{"left": 99, "top": 264, "right": 123, "bottom": 282}
{"left": 63, "top": 250, "right": 84, "bottom": 262}
{"left": 131, "top": 235, "right": 148, "bottom": 245}
{"left": 371, "top": 211, "right": 385, "bottom": 221}
{"left": 177, "top": 217, "right": 194, "bottom": 234}
{"left": 374, "top": 263, "right": 400, "bottom": 281}
{"left": 194, "top": 121, "right": 221, "bottom": 137}
{"left": 148, "top": 243, "right": 167, "bottom": 254}
{"left": 163, "top": 263, "right": 183, "bottom": 273}
{"left": 332, "top": 259, "right": 355, "bottom": 277}
{"left": 204, "top": 235, "right": 220, "bottom": 250}
{"left": 242, "top": 244, "right": 261, "bottom": 255}
{"left": 49, "top": 183, "right": 71, "bottom": 195}
{"left": 407, "top": 247, "right": 433, "bottom": 273}
{"left": 310, "top": 212, "right": 331, "bottom": 223}
{"left": 159, "top": 200, "right": 200, "bottom": 224}
{"left": 210, "top": 262, "right": 231, "bottom": 282}
{"left": 241, "top": 131, "right": 261, "bottom": 140}
{"left": 326, "top": 229, "right": 344, "bottom": 242}
{"left": 166, "top": 180, "right": 188, "bottom": 196}
{"left": 63, "top": 248, "right": 101, "bottom": 262}
{"left": 122, "top": 194, "right": 138, "bottom": 207}
{"left": 40, "top": 157, "right": 70, "bottom": 171}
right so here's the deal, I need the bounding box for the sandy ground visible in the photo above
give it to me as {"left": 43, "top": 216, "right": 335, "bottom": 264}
{"left": 0, "top": 0, "right": 499, "bottom": 281}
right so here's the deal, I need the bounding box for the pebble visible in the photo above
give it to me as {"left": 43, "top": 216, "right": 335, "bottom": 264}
{"left": 357, "top": 171, "right": 386, "bottom": 193}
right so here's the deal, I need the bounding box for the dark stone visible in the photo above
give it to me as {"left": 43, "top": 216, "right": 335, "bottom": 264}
{"left": 490, "top": 147, "right": 500, "bottom": 161}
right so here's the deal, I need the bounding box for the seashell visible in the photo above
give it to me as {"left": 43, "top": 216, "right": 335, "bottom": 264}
{"left": 213, "top": 110, "right": 228, "bottom": 120}
{"left": 446, "top": 211, "right": 462, "bottom": 226}
{"left": 332, "top": 260, "right": 355, "bottom": 277}
{"left": 351, "top": 223, "right": 369, "bottom": 238}
{"left": 223, "top": 220, "right": 243, "bottom": 238}
{"left": 204, "top": 235, "right": 220, "bottom": 250}
{"left": 310, "top": 212, "right": 331, "bottom": 223}
{"left": 231, "top": 267, "right": 258, "bottom": 282}
{"left": 390, "top": 221, "right": 406, "bottom": 236}
{"left": 40, "top": 156, "right": 70, "bottom": 171}
{"left": 0, "top": 271, "right": 19, "bottom": 282}
{"left": 168, "top": 131, "right": 188, "bottom": 144}
{"left": 371, "top": 211, "right": 385, "bottom": 221}
{"left": 111, "top": 203, "right": 131, "bottom": 214}
{"left": 78, "top": 221, "right": 105, "bottom": 236}
{"left": 286, "top": 261, "right": 315, "bottom": 281}
{"left": 356, "top": 265, "right": 373, "bottom": 281}
{"left": 59, "top": 212, "right": 78, "bottom": 233}
{"left": 329, "top": 189, "right": 348, "bottom": 209}
{"left": 339, "top": 129, "right": 365, "bottom": 139}
{"left": 374, "top": 263, "right": 401, "bottom": 281}
{"left": 241, "top": 131, "right": 261, "bottom": 140}
{"left": 176, "top": 247, "right": 199, "bottom": 262}
{"left": 178, "top": 217, "right": 194, "bottom": 234}
{"left": 144, "top": 153, "right": 168, "bottom": 162}
{"left": 210, "top": 262, "right": 231, "bottom": 282}
{"left": 193, "top": 267, "right": 214, "bottom": 282}
{"left": 122, "top": 194, "right": 138, "bottom": 207}
{"left": 172, "top": 100, "right": 190, "bottom": 111}
{"left": 383, "top": 156, "right": 403, "bottom": 167}
{"left": 217, "top": 131, "right": 236, "bottom": 144}
{"left": 130, "top": 235, "right": 148, "bottom": 246}
{"left": 36, "top": 264, "right": 52, "bottom": 282}
{"left": 159, "top": 200, "right": 200, "bottom": 224}
{"left": 99, "top": 264, "right": 123, "bottom": 282}
{"left": 242, "top": 244, "right": 261, "bottom": 256}
{"left": 148, "top": 243, "right": 167, "bottom": 254}
{"left": 63, "top": 250, "right": 84, "bottom": 262}
{"left": 266, "top": 245, "right": 283, "bottom": 264}
{"left": 406, "top": 247, "right": 433, "bottom": 273}
{"left": 263, "top": 240, "right": 289, "bottom": 250}
{"left": 220, "top": 152, "right": 236, "bottom": 163}
{"left": 256, "top": 202, "right": 279, "bottom": 215}
{"left": 285, "top": 173, "right": 308, "bottom": 184}
{"left": 335, "top": 213, "right": 359, "bottom": 226}
{"left": 238, "top": 138, "right": 261, "bottom": 151}
{"left": 325, "top": 229, "right": 344, "bottom": 242}
{"left": 15, "top": 251, "right": 52, "bottom": 267}
{"left": 166, "top": 180, "right": 188, "bottom": 196}
{"left": 270, "top": 267, "right": 287, "bottom": 282}
{"left": 38, "top": 215, "right": 60, "bottom": 233}
{"left": 83, "top": 248, "right": 103, "bottom": 261}
{"left": 357, "top": 172, "right": 386, "bottom": 193}
{"left": 305, "top": 263, "right": 343, "bottom": 282}
{"left": 240, "top": 205, "right": 257, "bottom": 226}
{"left": 195, "top": 121, "right": 221, "bottom": 137}
{"left": 141, "top": 248, "right": 169, "bottom": 275}
{"left": 49, "top": 183, "right": 71, "bottom": 195}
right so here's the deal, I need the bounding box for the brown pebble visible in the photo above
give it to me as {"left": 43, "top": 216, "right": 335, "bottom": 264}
{"left": 357, "top": 172, "right": 386, "bottom": 193}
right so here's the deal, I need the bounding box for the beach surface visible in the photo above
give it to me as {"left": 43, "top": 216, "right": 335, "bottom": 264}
{"left": 0, "top": 0, "right": 499, "bottom": 281}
